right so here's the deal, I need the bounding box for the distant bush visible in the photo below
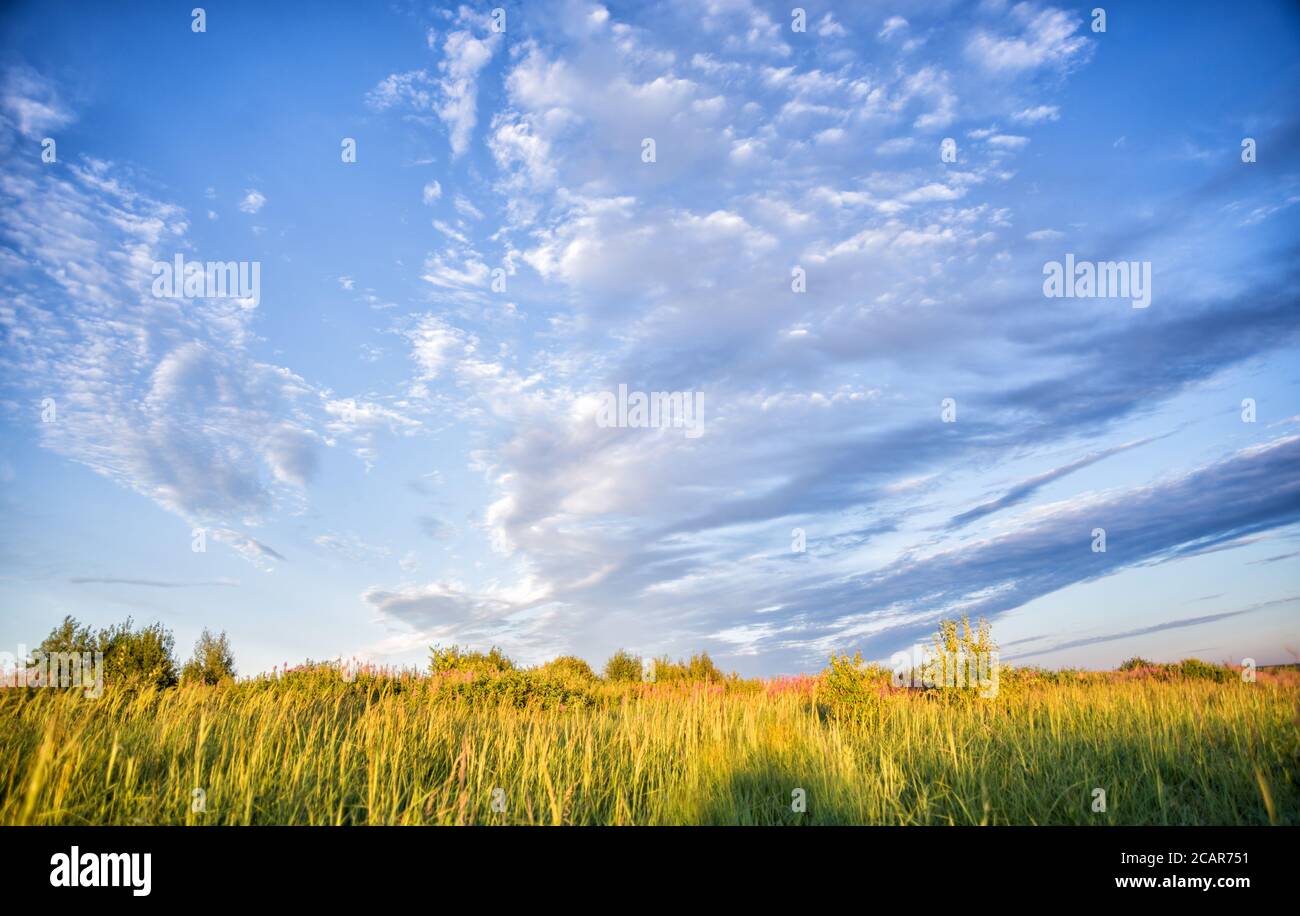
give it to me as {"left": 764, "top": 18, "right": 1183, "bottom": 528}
{"left": 96, "top": 618, "right": 179, "bottom": 689}
{"left": 819, "top": 652, "right": 889, "bottom": 710}
{"left": 1116, "top": 657, "right": 1235, "bottom": 683}
{"left": 999, "top": 665, "right": 1096, "bottom": 691}
{"left": 36, "top": 616, "right": 96, "bottom": 657}
{"left": 181, "top": 629, "right": 237, "bottom": 685}
{"left": 35, "top": 616, "right": 178, "bottom": 689}
{"left": 429, "top": 645, "right": 515, "bottom": 676}
{"left": 603, "top": 649, "right": 643, "bottom": 683}
{"left": 922, "top": 616, "right": 997, "bottom": 694}
{"left": 434, "top": 669, "right": 595, "bottom": 709}
{"left": 539, "top": 655, "right": 597, "bottom": 682}
{"left": 648, "top": 652, "right": 725, "bottom": 683}
{"left": 1172, "top": 658, "right": 1235, "bottom": 683}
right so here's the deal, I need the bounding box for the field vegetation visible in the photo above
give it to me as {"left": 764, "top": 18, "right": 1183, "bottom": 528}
{"left": 1, "top": 616, "right": 1295, "bottom": 825}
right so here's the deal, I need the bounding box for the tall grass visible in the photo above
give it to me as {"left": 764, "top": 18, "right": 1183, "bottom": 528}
{"left": 1, "top": 667, "right": 1294, "bottom": 825}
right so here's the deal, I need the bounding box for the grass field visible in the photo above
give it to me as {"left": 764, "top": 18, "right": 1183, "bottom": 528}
{"left": 1, "top": 661, "right": 1296, "bottom": 826}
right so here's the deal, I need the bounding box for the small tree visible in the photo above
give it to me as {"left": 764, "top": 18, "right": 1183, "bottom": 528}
{"left": 686, "top": 652, "right": 723, "bottom": 683}
{"left": 921, "top": 615, "right": 997, "bottom": 693}
{"left": 603, "top": 649, "right": 642, "bottom": 682}
{"left": 97, "top": 618, "right": 179, "bottom": 688}
{"left": 540, "top": 655, "right": 597, "bottom": 682}
{"left": 36, "top": 615, "right": 96, "bottom": 657}
{"left": 429, "top": 644, "right": 515, "bottom": 676}
{"left": 181, "top": 629, "right": 237, "bottom": 685}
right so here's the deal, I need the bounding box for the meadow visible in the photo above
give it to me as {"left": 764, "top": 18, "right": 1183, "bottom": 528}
{"left": 1, "top": 648, "right": 1295, "bottom": 826}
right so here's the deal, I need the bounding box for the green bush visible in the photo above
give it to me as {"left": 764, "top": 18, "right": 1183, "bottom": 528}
{"left": 96, "top": 618, "right": 179, "bottom": 688}
{"left": 181, "top": 629, "right": 237, "bottom": 685}
{"left": 648, "top": 652, "right": 725, "bottom": 683}
{"left": 35, "top": 615, "right": 178, "bottom": 688}
{"left": 539, "top": 655, "right": 597, "bottom": 682}
{"left": 36, "top": 615, "right": 96, "bottom": 657}
{"left": 429, "top": 644, "right": 515, "bottom": 676}
{"left": 922, "top": 616, "right": 998, "bottom": 694}
{"left": 434, "top": 669, "right": 595, "bottom": 709}
{"left": 819, "top": 652, "right": 889, "bottom": 710}
{"left": 1117, "top": 657, "right": 1234, "bottom": 682}
{"left": 1173, "top": 658, "right": 1235, "bottom": 683}
{"left": 603, "top": 649, "right": 643, "bottom": 683}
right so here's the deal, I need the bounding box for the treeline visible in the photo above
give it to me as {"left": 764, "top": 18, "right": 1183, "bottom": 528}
{"left": 32, "top": 615, "right": 235, "bottom": 687}
{"left": 26, "top": 617, "right": 730, "bottom": 690}
{"left": 23, "top": 615, "right": 1244, "bottom": 695}
{"left": 431, "top": 645, "right": 729, "bottom": 683}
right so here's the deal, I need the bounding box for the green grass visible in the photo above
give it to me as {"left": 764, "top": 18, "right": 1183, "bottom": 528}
{"left": 1, "top": 666, "right": 1295, "bottom": 825}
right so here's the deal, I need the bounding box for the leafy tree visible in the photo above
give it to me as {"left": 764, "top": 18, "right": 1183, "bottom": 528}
{"left": 646, "top": 652, "right": 725, "bottom": 683}
{"left": 181, "top": 629, "right": 237, "bottom": 685}
{"left": 819, "top": 651, "right": 890, "bottom": 710}
{"left": 539, "top": 655, "right": 597, "bottom": 682}
{"left": 924, "top": 615, "right": 997, "bottom": 691}
{"left": 35, "top": 615, "right": 179, "bottom": 688}
{"left": 36, "top": 615, "right": 96, "bottom": 657}
{"left": 603, "top": 649, "right": 643, "bottom": 682}
{"left": 429, "top": 644, "right": 515, "bottom": 676}
{"left": 97, "top": 618, "right": 179, "bottom": 688}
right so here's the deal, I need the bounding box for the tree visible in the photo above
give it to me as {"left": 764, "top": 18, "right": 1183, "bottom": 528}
{"left": 97, "top": 618, "right": 179, "bottom": 688}
{"left": 36, "top": 615, "right": 95, "bottom": 657}
{"left": 603, "top": 649, "right": 642, "bottom": 682}
{"left": 35, "top": 615, "right": 179, "bottom": 689}
{"left": 540, "top": 655, "right": 597, "bottom": 682}
{"left": 428, "top": 645, "right": 515, "bottom": 676}
{"left": 181, "top": 629, "right": 237, "bottom": 685}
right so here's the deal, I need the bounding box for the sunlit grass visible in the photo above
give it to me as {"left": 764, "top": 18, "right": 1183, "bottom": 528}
{"left": 1, "top": 671, "right": 1295, "bottom": 825}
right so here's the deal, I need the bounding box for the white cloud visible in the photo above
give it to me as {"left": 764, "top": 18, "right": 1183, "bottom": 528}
{"left": 1, "top": 66, "right": 73, "bottom": 137}
{"left": 432, "top": 25, "right": 502, "bottom": 156}
{"left": 987, "top": 133, "right": 1030, "bottom": 149}
{"left": 239, "top": 189, "right": 266, "bottom": 214}
{"left": 1012, "top": 104, "right": 1060, "bottom": 123}
{"left": 879, "top": 16, "right": 909, "bottom": 39}
{"left": 817, "top": 13, "right": 847, "bottom": 38}
{"left": 967, "top": 5, "right": 1091, "bottom": 73}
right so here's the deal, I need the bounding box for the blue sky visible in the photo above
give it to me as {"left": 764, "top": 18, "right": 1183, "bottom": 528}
{"left": 1, "top": 0, "right": 1297, "bottom": 677}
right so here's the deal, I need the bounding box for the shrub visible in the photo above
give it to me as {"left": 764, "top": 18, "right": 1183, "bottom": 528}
{"left": 429, "top": 645, "right": 515, "bottom": 676}
{"left": 603, "top": 649, "right": 643, "bottom": 682}
{"left": 649, "top": 652, "right": 725, "bottom": 683}
{"left": 181, "top": 629, "right": 237, "bottom": 685}
{"left": 32, "top": 616, "right": 181, "bottom": 689}
{"left": 96, "top": 618, "right": 179, "bottom": 688}
{"left": 433, "top": 668, "right": 595, "bottom": 709}
{"left": 36, "top": 615, "right": 96, "bottom": 657}
{"left": 1119, "top": 657, "right": 1154, "bottom": 671}
{"left": 539, "top": 655, "right": 597, "bottom": 682}
{"left": 818, "top": 652, "right": 889, "bottom": 710}
{"left": 1173, "top": 658, "right": 1235, "bottom": 683}
{"left": 924, "top": 616, "right": 997, "bottom": 689}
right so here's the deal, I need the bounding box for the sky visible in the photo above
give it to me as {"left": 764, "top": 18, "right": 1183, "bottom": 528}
{"left": 0, "top": 0, "right": 1297, "bottom": 678}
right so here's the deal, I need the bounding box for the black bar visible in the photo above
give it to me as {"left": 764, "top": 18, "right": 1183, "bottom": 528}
{"left": 0, "top": 826, "right": 1285, "bottom": 901}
